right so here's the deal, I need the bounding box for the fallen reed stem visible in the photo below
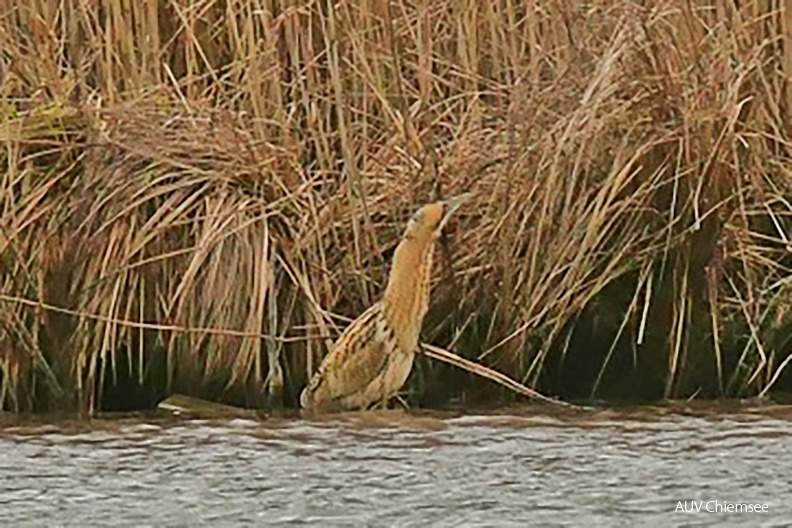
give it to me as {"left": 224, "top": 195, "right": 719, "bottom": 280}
{"left": 421, "top": 343, "right": 586, "bottom": 410}
{"left": 0, "top": 294, "right": 310, "bottom": 343}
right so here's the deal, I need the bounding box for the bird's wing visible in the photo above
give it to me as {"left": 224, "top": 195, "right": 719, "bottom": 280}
{"left": 305, "top": 303, "right": 393, "bottom": 406}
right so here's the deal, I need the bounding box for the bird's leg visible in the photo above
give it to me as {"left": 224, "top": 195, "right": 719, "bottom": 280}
{"left": 393, "top": 394, "right": 410, "bottom": 410}
{"left": 367, "top": 398, "right": 386, "bottom": 411}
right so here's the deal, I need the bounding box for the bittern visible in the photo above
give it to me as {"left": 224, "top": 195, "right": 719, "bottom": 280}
{"left": 300, "top": 194, "right": 470, "bottom": 413}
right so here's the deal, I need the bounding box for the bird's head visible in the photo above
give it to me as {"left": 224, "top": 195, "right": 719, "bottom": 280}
{"left": 403, "top": 193, "right": 471, "bottom": 242}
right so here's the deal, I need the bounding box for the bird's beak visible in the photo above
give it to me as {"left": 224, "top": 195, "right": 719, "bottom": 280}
{"left": 438, "top": 193, "right": 471, "bottom": 231}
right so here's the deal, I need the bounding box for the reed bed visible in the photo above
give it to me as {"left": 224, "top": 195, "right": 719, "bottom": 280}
{"left": 1, "top": 0, "right": 791, "bottom": 413}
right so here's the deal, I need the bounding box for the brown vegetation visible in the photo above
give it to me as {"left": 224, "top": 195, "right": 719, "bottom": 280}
{"left": 1, "top": 0, "right": 791, "bottom": 413}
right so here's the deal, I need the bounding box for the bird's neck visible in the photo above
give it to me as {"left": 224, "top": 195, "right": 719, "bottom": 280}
{"left": 382, "top": 235, "right": 435, "bottom": 353}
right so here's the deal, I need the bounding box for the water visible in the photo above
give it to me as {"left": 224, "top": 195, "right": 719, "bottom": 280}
{"left": 1, "top": 404, "right": 791, "bottom": 527}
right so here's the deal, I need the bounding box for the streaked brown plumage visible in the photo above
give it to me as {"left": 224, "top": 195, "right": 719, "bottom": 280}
{"left": 300, "top": 194, "right": 469, "bottom": 412}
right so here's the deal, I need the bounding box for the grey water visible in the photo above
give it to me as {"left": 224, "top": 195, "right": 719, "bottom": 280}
{"left": 1, "top": 405, "right": 790, "bottom": 527}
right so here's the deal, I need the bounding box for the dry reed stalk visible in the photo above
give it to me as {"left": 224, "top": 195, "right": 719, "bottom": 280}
{"left": 421, "top": 343, "right": 583, "bottom": 409}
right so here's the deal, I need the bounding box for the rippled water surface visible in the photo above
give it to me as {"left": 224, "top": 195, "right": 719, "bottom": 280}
{"left": 2, "top": 404, "right": 791, "bottom": 526}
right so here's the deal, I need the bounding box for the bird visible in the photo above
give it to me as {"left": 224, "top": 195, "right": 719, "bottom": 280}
{"left": 300, "top": 194, "right": 470, "bottom": 413}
